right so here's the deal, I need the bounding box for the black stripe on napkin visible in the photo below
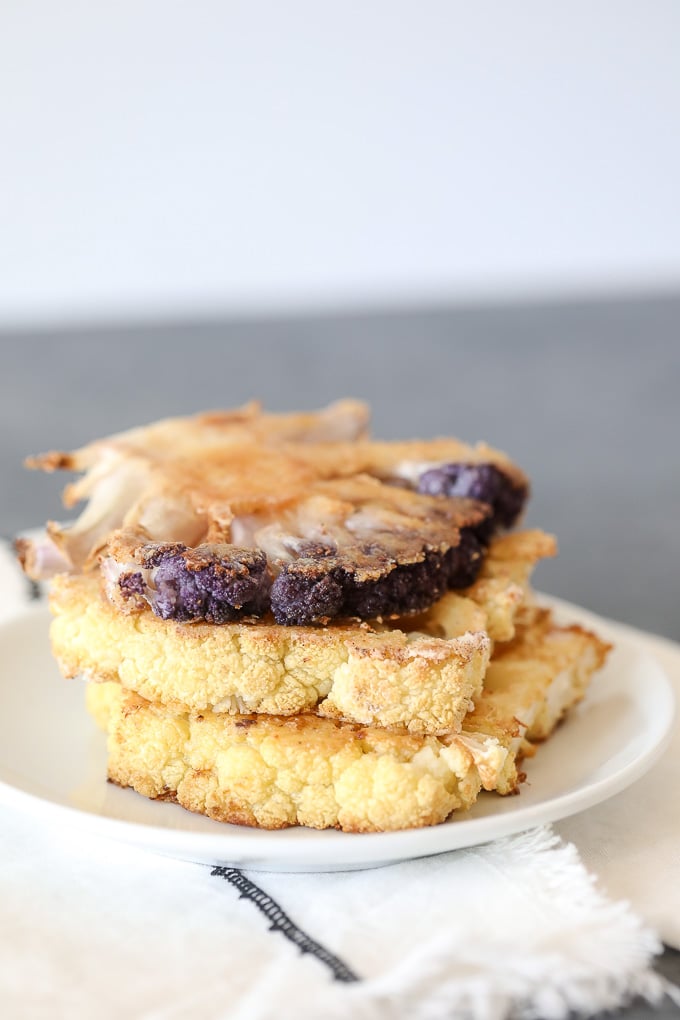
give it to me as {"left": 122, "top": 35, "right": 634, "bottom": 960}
{"left": 211, "top": 867, "right": 360, "bottom": 983}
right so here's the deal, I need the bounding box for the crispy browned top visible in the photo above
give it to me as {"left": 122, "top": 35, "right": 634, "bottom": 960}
{"left": 21, "top": 401, "right": 529, "bottom": 595}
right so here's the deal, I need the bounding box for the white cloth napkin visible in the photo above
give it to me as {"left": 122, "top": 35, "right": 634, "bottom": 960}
{"left": 555, "top": 604, "right": 680, "bottom": 951}
{"left": 0, "top": 545, "right": 677, "bottom": 1020}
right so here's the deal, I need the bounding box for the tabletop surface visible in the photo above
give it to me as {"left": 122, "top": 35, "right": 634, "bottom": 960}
{"left": 2, "top": 295, "right": 679, "bottom": 1016}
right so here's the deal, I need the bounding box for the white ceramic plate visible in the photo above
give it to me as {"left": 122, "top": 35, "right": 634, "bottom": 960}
{"left": 0, "top": 604, "right": 674, "bottom": 872}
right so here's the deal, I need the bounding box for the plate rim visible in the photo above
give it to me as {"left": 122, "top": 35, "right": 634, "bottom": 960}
{"left": 0, "top": 601, "right": 675, "bottom": 871}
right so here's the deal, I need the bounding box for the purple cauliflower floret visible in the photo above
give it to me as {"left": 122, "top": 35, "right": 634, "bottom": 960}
{"left": 113, "top": 529, "right": 487, "bottom": 627}
{"left": 270, "top": 567, "right": 345, "bottom": 625}
{"left": 417, "top": 463, "right": 527, "bottom": 532}
{"left": 111, "top": 471, "right": 502, "bottom": 627}
{"left": 119, "top": 571, "right": 146, "bottom": 598}
{"left": 134, "top": 544, "right": 271, "bottom": 624}
{"left": 269, "top": 532, "right": 484, "bottom": 625}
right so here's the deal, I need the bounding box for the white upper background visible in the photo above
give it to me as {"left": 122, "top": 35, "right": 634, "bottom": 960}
{"left": 1, "top": 1, "right": 680, "bottom": 327}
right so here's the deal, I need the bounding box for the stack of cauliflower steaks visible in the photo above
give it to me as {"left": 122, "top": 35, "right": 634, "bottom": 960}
{"left": 20, "top": 401, "right": 610, "bottom": 833}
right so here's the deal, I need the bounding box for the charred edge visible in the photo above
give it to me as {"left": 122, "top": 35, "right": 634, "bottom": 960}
{"left": 113, "top": 462, "right": 519, "bottom": 626}
{"left": 210, "top": 867, "right": 360, "bottom": 983}
{"left": 133, "top": 527, "right": 485, "bottom": 627}
{"left": 270, "top": 528, "right": 484, "bottom": 626}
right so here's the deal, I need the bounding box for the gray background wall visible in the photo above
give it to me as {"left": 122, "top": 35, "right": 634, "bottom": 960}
{"left": 3, "top": 294, "right": 679, "bottom": 640}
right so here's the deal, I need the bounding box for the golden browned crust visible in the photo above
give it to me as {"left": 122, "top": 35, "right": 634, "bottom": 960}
{"left": 49, "top": 530, "right": 556, "bottom": 732}
{"left": 477, "top": 529, "right": 558, "bottom": 571}
{"left": 464, "top": 613, "right": 612, "bottom": 793}
{"left": 85, "top": 610, "right": 610, "bottom": 830}
{"left": 51, "top": 572, "right": 490, "bottom": 734}
{"left": 87, "top": 683, "right": 504, "bottom": 832}
{"left": 21, "top": 403, "right": 527, "bottom": 595}
{"left": 25, "top": 401, "right": 370, "bottom": 471}
{"left": 25, "top": 401, "right": 525, "bottom": 487}
{"left": 310, "top": 437, "right": 528, "bottom": 490}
